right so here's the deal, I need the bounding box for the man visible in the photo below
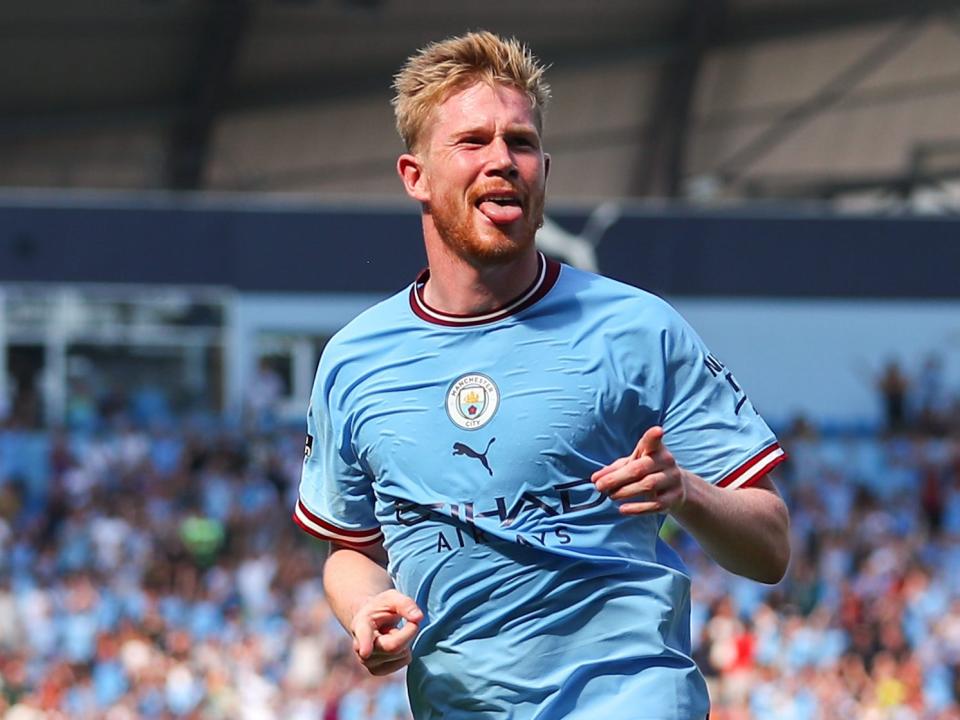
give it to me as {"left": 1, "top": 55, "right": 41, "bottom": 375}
{"left": 294, "top": 31, "right": 790, "bottom": 719}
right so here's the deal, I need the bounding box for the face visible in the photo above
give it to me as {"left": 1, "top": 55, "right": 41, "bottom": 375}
{"left": 399, "top": 81, "right": 550, "bottom": 266}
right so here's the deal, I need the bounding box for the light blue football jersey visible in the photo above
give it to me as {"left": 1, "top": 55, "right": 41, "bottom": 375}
{"left": 294, "top": 253, "right": 785, "bottom": 720}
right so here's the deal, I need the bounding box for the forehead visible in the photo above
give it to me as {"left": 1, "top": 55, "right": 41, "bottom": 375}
{"left": 429, "top": 81, "right": 539, "bottom": 136}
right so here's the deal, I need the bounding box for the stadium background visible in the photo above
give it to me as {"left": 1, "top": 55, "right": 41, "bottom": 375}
{"left": 0, "top": 1, "right": 959, "bottom": 718}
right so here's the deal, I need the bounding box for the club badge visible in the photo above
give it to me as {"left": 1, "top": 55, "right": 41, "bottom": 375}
{"left": 446, "top": 373, "right": 499, "bottom": 430}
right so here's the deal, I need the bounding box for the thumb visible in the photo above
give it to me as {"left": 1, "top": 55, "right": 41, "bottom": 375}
{"left": 384, "top": 590, "right": 423, "bottom": 624}
{"left": 399, "top": 599, "right": 423, "bottom": 624}
{"left": 633, "top": 426, "right": 664, "bottom": 459}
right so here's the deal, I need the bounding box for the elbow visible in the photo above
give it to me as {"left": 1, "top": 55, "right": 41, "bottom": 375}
{"left": 757, "top": 493, "right": 791, "bottom": 584}
{"left": 738, "top": 513, "right": 791, "bottom": 584}
{"left": 757, "top": 543, "right": 791, "bottom": 585}
{"left": 717, "top": 536, "right": 791, "bottom": 584}
{"left": 756, "top": 524, "right": 792, "bottom": 585}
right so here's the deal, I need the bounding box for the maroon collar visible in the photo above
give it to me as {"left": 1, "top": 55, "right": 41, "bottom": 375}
{"left": 409, "top": 252, "right": 561, "bottom": 327}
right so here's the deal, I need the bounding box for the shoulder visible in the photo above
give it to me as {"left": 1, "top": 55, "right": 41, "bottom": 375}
{"left": 327, "top": 286, "right": 413, "bottom": 349}
{"left": 550, "top": 265, "right": 705, "bottom": 376}
{"left": 554, "top": 263, "right": 688, "bottom": 332}
{"left": 314, "top": 286, "right": 416, "bottom": 388}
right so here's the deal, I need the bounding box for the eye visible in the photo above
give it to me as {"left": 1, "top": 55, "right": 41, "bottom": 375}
{"left": 509, "top": 135, "right": 537, "bottom": 149}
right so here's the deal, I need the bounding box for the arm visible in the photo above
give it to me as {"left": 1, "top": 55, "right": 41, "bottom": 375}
{"left": 323, "top": 540, "right": 423, "bottom": 675}
{"left": 670, "top": 473, "right": 789, "bottom": 584}
{"left": 592, "top": 426, "right": 790, "bottom": 584}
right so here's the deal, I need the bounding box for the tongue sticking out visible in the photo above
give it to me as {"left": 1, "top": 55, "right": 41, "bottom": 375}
{"left": 478, "top": 200, "right": 523, "bottom": 225}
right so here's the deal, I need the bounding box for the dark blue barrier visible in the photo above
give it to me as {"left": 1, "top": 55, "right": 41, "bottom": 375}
{"left": 1, "top": 195, "right": 956, "bottom": 298}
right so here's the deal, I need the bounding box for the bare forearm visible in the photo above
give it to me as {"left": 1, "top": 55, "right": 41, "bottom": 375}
{"left": 322, "top": 542, "right": 423, "bottom": 676}
{"left": 671, "top": 474, "right": 790, "bottom": 584}
{"left": 592, "top": 429, "right": 791, "bottom": 583}
{"left": 323, "top": 543, "right": 395, "bottom": 632}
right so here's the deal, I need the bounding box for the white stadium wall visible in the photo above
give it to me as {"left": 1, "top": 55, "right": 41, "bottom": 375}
{"left": 231, "top": 291, "right": 960, "bottom": 431}
{"left": 673, "top": 297, "right": 960, "bottom": 429}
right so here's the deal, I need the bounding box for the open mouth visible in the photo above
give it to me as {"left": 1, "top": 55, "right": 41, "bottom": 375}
{"left": 475, "top": 192, "right": 524, "bottom": 224}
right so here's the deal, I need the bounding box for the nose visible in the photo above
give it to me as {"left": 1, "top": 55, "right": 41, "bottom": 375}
{"left": 485, "top": 136, "right": 518, "bottom": 177}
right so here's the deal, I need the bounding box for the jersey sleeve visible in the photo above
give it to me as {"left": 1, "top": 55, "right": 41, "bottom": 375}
{"left": 292, "top": 358, "right": 383, "bottom": 548}
{"left": 657, "top": 306, "right": 786, "bottom": 489}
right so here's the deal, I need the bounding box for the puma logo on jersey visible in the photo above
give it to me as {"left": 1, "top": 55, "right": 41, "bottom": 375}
{"left": 452, "top": 437, "right": 495, "bottom": 476}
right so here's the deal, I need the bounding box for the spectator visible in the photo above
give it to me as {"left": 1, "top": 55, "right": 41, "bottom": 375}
{"left": 245, "top": 358, "right": 285, "bottom": 431}
{"left": 2, "top": 389, "right": 960, "bottom": 717}
{"left": 875, "top": 359, "right": 910, "bottom": 433}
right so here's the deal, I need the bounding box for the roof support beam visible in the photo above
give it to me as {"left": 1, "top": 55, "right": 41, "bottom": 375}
{"left": 719, "top": 0, "right": 958, "bottom": 45}
{"left": 633, "top": 0, "right": 724, "bottom": 197}
{"left": 716, "top": 14, "right": 925, "bottom": 184}
{"left": 165, "top": 0, "right": 250, "bottom": 190}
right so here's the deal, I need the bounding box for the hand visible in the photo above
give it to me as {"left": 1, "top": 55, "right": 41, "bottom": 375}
{"left": 351, "top": 589, "right": 423, "bottom": 676}
{"left": 591, "top": 426, "right": 687, "bottom": 515}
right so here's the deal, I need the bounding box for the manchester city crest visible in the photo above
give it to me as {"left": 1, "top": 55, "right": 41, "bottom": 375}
{"left": 446, "top": 373, "right": 500, "bottom": 430}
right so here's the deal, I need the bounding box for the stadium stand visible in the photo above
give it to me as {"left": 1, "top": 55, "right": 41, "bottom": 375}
{"left": 2, "top": 2, "right": 960, "bottom": 717}
{"left": 0, "top": 373, "right": 958, "bottom": 718}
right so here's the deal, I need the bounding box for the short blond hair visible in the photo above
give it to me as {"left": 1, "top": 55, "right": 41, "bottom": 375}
{"left": 392, "top": 30, "right": 551, "bottom": 152}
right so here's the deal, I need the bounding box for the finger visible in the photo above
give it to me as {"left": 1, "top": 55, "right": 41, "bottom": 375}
{"left": 618, "top": 500, "right": 663, "bottom": 515}
{"left": 607, "top": 474, "right": 663, "bottom": 501}
{"left": 619, "top": 488, "right": 683, "bottom": 514}
{"left": 388, "top": 592, "right": 423, "bottom": 624}
{"left": 591, "top": 455, "right": 630, "bottom": 483}
{"left": 365, "top": 592, "right": 423, "bottom": 630}
{"left": 593, "top": 456, "right": 657, "bottom": 493}
{"left": 360, "top": 642, "right": 411, "bottom": 667}
{"left": 354, "top": 621, "right": 376, "bottom": 659}
{"left": 375, "top": 620, "right": 420, "bottom": 654}
{"left": 364, "top": 641, "right": 412, "bottom": 664}
{"left": 633, "top": 426, "right": 664, "bottom": 459}
{"left": 365, "top": 652, "right": 414, "bottom": 676}
{"left": 372, "top": 590, "right": 423, "bottom": 625}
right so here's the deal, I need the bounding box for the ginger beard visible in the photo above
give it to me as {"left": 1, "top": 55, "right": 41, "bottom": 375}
{"left": 428, "top": 179, "right": 545, "bottom": 266}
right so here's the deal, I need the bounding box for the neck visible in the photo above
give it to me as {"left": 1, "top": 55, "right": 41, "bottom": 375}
{"left": 421, "top": 240, "right": 540, "bottom": 316}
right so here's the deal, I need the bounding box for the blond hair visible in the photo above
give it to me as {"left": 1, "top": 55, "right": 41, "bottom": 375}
{"left": 392, "top": 30, "right": 550, "bottom": 152}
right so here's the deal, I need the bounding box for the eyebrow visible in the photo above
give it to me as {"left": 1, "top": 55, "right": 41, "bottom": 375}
{"left": 503, "top": 124, "right": 539, "bottom": 136}
{"left": 452, "top": 124, "right": 540, "bottom": 140}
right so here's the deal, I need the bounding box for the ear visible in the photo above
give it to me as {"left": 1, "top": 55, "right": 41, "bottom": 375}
{"left": 397, "top": 153, "right": 430, "bottom": 203}
{"left": 543, "top": 152, "right": 551, "bottom": 180}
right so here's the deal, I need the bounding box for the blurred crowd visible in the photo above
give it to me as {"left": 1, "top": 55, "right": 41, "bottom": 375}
{"left": 0, "top": 370, "right": 958, "bottom": 719}
{"left": 685, "top": 420, "right": 960, "bottom": 720}
{"left": 0, "top": 426, "right": 409, "bottom": 720}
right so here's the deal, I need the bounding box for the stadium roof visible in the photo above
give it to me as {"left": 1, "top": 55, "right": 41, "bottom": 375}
{"left": 2, "top": 0, "right": 955, "bottom": 191}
